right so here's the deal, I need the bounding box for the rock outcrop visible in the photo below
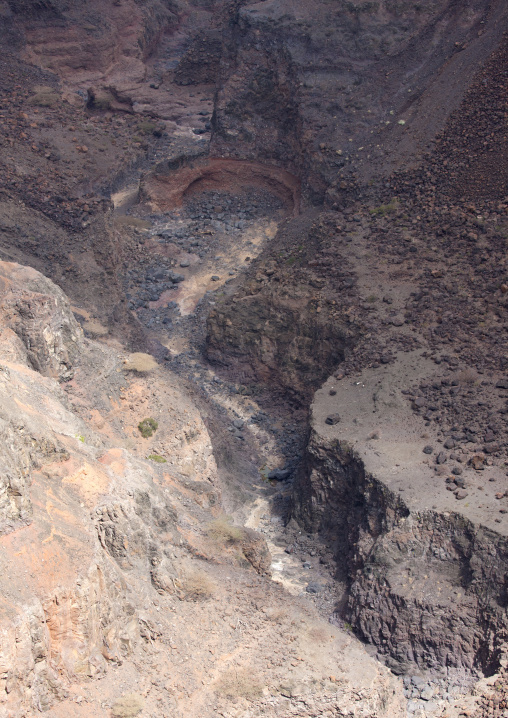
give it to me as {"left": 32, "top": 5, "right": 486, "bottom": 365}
{"left": 211, "top": 0, "right": 507, "bottom": 203}
{"left": 206, "top": 213, "right": 358, "bottom": 404}
{"left": 292, "top": 356, "right": 508, "bottom": 677}
{"left": 0, "top": 262, "right": 83, "bottom": 381}
{"left": 0, "top": 262, "right": 218, "bottom": 715}
{"left": 0, "top": 263, "right": 409, "bottom": 718}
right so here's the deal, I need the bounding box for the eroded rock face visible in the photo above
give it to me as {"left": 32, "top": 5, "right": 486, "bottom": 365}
{"left": 0, "top": 261, "right": 85, "bottom": 535}
{"left": 13, "top": 0, "right": 178, "bottom": 79}
{"left": 174, "top": 30, "right": 223, "bottom": 86}
{"left": 293, "top": 432, "right": 508, "bottom": 676}
{"left": 0, "top": 262, "right": 83, "bottom": 381}
{"left": 211, "top": 0, "right": 506, "bottom": 203}
{"left": 0, "top": 262, "right": 409, "bottom": 718}
{"left": 206, "top": 214, "right": 357, "bottom": 404}
{"left": 0, "top": 262, "right": 217, "bottom": 715}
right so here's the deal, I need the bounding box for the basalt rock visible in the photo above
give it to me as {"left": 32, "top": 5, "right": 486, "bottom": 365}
{"left": 211, "top": 0, "right": 507, "bottom": 204}
{"left": 293, "top": 432, "right": 508, "bottom": 676}
{"left": 205, "top": 214, "right": 357, "bottom": 405}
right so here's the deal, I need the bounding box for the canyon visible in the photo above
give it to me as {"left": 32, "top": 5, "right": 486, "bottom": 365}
{"left": 0, "top": 0, "right": 507, "bottom": 716}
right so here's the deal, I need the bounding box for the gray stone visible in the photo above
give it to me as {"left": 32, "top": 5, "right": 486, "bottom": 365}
{"left": 168, "top": 271, "right": 185, "bottom": 283}
{"left": 305, "top": 582, "right": 322, "bottom": 594}
{"left": 423, "top": 700, "right": 440, "bottom": 714}
{"left": 407, "top": 700, "right": 423, "bottom": 714}
{"left": 267, "top": 469, "right": 291, "bottom": 481}
{"left": 411, "top": 676, "right": 425, "bottom": 688}
{"left": 420, "top": 685, "right": 435, "bottom": 701}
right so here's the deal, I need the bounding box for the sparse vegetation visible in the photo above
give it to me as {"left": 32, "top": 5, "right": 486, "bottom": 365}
{"left": 456, "top": 368, "right": 478, "bottom": 384}
{"left": 369, "top": 197, "right": 399, "bottom": 216}
{"left": 207, "top": 516, "right": 244, "bottom": 545}
{"left": 138, "top": 417, "right": 158, "bottom": 438}
{"left": 137, "top": 120, "right": 158, "bottom": 135}
{"left": 87, "top": 89, "right": 115, "bottom": 110}
{"left": 263, "top": 606, "right": 288, "bottom": 623}
{"left": 28, "top": 86, "right": 60, "bottom": 107}
{"left": 147, "top": 453, "right": 167, "bottom": 463}
{"left": 83, "top": 320, "right": 108, "bottom": 337}
{"left": 111, "top": 693, "right": 144, "bottom": 718}
{"left": 124, "top": 352, "right": 158, "bottom": 372}
{"left": 180, "top": 570, "right": 215, "bottom": 601}
{"left": 215, "top": 669, "right": 263, "bottom": 700}
{"left": 307, "top": 624, "right": 333, "bottom": 643}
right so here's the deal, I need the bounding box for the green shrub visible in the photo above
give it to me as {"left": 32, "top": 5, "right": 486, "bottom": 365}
{"left": 137, "top": 120, "right": 157, "bottom": 135}
{"left": 138, "top": 418, "right": 158, "bottom": 438}
{"left": 147, "top": 454, "right": 166, "bottom": 463}
{"left": 370, "top": 197, "right": 399, "bottom": 216}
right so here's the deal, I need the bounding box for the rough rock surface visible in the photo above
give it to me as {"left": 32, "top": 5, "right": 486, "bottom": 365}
{"left": 0, "top": 0, "right": 507, "bottom": 714}
{"left": 0, "top": 264, "right": 409, "bottom": 718}
{"left": 293, "top": 423, "right": 508, "bottom": 676}
{"left": 206, "top": 213, "right": 358, "bottom": 404}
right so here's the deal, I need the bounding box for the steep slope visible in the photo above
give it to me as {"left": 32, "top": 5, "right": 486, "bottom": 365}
{"left": 0, "top": 0, "right": 506, "bottom": 715}
{"left": 0, "top": 261, "right": 410, "bottom": 718}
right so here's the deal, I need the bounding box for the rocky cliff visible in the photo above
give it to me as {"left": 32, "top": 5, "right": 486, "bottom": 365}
{"left": 294, "top": 429, "right": 508, "bottom": 677}
{"left": 211, "top": 0, "right": 507, "bottom": 204}
{"left": 0, "top": 261, "right": 217, "bottom": 715}
{"left": 0, "top": 262, "right": 409, "bottom": 718}
{"left": 206, "top": 212, "right": 360, "bottom": 404}
{"left": 0, "top": 0, "right": 506, "bottom": 713}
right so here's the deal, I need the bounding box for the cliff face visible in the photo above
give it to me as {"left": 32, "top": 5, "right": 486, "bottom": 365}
{"left": 0, "top": 261, "right": 217, "bottom": 715}
{"left": 292, "top": 424, "right": 508, "bottom": 677}
{"left": 6, "top": 0, "right": 178, "bottom": 74}
{"left": 0, "top": 259, "right": 408, "bottom": 718}
{"left": 211, "top": 0, "right": 507, "bottom": 204}
{"left": 205, "top": 213, "right": 360, "bottom": 405}
{"left": 0, "top": 0, "right": 506, "bottom": 711}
